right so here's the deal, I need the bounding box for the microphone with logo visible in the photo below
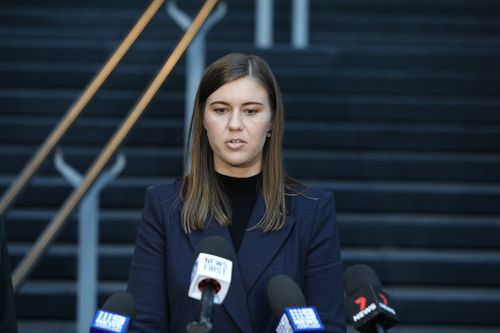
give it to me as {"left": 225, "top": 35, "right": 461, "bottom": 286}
{"left": 267, "top": 274, "right": 324, "bottom": 333}
{"left": 186, "top": 236, "right": 234, "bottom": 333}
{"left": 343, "top": 264, "right": 399, "bottom": 333}
{"left": 89, "top": 291, "right": 136, "bottom": 333}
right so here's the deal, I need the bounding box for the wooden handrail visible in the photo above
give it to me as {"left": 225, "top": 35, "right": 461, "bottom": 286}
{"left": 0, "top": 0, "right": 165, "bottom": 216}
{"left": 12, "top": 0, "right": 220, "bottom": 291}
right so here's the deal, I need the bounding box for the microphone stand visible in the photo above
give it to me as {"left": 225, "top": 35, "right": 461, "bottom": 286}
{"left": 375, "top": 323, "right": 388, "bottom": 333}
{"left": 186, "top": 284, "right": 216, "bottom": 333}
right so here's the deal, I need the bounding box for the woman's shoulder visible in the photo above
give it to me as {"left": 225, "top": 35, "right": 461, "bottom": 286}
{"left": 286, "top": 183, "right": 337, "bottom": 235}
{"left": 287, "top": 182, "right": 334, "bottom": 202}
{"left": 286, "top": 182, "right": 335, "bottom": 215}
{"left": 145, "top": 178, "right": 183, "bottom": 204}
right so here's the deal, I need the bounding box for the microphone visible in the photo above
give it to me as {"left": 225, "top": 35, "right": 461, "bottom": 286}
{"left": 267, "top": 275, "right": 324, "bottom": 333}
{"left": 186, "top": 236, "right": 234, "bottom": 333}
{"left": 343, "top": 264, "right": 399, "bottom": 333}
{"left": 89, "top": 291, "right": 136, "bottom": 333}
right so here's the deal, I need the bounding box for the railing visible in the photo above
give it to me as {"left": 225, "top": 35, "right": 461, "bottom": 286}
{"left": 0, "top": 0, "right": 165, "bottom": 216}
{"left": 5, "top": 0, "right": 220, "bottom": 291}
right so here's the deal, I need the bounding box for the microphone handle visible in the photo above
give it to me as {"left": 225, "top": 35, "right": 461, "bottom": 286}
{"left": 375, "top": 323, "right": 388, "bottom": 333}
{"left": 199, "top": 283, "right": 216, "bottom": 324}
{"left": 186, "top": 321, "right": 212, "bottom": 333}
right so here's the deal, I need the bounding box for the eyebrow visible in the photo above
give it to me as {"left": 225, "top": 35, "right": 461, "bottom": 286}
{"left": 209, "top": 101, "right": 264, "bottom": 107}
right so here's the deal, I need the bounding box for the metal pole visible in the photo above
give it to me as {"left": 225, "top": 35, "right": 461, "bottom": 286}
{"left": 291, "top": 0, "right": 309, "bottom": 49}
{"left": 166, "top": 1, "right": 227, "bottom": 172}
{"left": 54, "top": 150, "right": 125, "bottom": 333}
{"left": 255, "top": 0, "right": 273, "bottom": 48}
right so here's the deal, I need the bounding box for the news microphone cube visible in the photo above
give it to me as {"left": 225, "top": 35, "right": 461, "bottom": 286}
{"left": 346, "top": 285, "right": 398, "bottom": 331}
{"left": 188, "top": 253, "right": 233, "bottom": 304}
{"left": 89, "top": 309, "right": 130, "bottom": 333}
{"left": 276, "top": 306, "right": 324, "bottom": 332}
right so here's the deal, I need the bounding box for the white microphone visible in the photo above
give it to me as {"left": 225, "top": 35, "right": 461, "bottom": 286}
{"left": 186, "top": 236, "right": 234, "bottom": 332}
{"left": 267, "top": 275, "right": 324, "bottom": 333}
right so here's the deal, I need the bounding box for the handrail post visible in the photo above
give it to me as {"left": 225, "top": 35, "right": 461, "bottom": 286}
{"left": 255, "top": 0, "right": 310, "bottom": 49}
{"left": 166, "top": 1, "right": 227, "bottom": 172}
{"left": 255, "top": 0, "right": 273, "bottom": 48}
{"left": 54, "top": 150, "right": 125, "bottom": 333}
{"left": 291, "top": 0, "right": 309, "bottom": 49}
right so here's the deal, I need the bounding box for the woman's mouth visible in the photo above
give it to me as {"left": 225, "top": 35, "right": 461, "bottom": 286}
{"left": 226, "top": 139, "right": 246, "bottom": 149}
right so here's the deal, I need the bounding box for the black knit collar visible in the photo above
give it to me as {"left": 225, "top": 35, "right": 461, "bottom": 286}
{"left": 216, "top": 172, "right": 262, "bottom": 199}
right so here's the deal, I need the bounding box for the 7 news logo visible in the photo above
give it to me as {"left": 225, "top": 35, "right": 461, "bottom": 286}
{"left": 354, "top": 292, "right": 388, "bottom": 311}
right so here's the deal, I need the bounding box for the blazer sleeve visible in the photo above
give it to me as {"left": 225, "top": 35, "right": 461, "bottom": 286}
{"left": 303, "top": 191, "right": 346, "bottom": 333}
{"left": 127, "top": 187, "right": 169, "bottom": 333}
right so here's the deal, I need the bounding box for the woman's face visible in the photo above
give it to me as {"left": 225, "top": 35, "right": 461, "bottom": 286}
{"left": 203, "top": 77, "right": 273, "bottom": 178}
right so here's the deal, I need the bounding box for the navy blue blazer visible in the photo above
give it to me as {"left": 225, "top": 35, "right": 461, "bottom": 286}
{"left": 127, "top": 180, "right": 346, "bottom": 333}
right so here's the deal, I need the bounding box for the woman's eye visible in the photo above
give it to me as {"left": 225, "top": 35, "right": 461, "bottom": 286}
{"left": 245, "top": 109, "right": 258, "bottom": 115}
{"left": 214, "top": 108, "right": 228, "bottom": 114}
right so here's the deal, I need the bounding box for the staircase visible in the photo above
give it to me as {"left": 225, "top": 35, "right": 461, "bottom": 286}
{"left": 1, "top": 0, "right": 500, "bottom": 332}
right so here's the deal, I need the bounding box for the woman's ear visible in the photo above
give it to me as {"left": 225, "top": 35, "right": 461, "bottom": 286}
{"left": 202, "top": 112, "right": 207, "bottom": 130}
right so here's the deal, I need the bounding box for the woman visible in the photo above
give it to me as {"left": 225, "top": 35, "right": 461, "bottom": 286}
{"left": 127, "top": 53, "right": 346, "bottom": 332}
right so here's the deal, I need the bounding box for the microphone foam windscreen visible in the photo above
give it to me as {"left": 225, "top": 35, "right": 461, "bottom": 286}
{"left": 194, "top": 236, "right": 234, "bottom": 261}
{"left": 102, "top": 291, "right": 136, "bottom": 320}
{"left": 343, "top": 264, "right": 381, "bottom": 297}
{"left": 267, "top": 275, "right": 306, "bottom": 316}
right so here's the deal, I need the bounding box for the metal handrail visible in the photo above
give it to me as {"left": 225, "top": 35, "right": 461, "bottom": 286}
{"left": 12, "top": 0, "right": 220, "bottom": 291}
{"left": 0, "top": 0, "right": 165, "bottom": 216}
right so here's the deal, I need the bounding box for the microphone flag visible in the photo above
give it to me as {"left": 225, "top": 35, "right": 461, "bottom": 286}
{"left": 276, "top": 306, "right": 324, "bottom": 333}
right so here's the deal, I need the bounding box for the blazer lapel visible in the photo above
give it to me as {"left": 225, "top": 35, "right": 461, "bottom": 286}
{"left": 187, "top": 215, "right": 254, "bottom": 333}
{"left": 237, "top": 194, "right": 296, "bottom": 295}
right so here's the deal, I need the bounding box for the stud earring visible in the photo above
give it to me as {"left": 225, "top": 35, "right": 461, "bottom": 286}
{"left": 266, "top": 131, "right": 271, "bottom": 138}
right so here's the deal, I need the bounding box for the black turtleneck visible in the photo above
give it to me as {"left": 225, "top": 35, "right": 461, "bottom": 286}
{"left": 217, "top": 172, "right": 261, "bottom": 253}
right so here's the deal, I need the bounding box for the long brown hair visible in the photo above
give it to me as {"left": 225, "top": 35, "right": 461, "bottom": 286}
{"left": 180, "top": 53, "right": 293, "bottom": 233}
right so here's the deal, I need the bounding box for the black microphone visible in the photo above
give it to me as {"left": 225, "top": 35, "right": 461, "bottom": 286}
{"left": 89, "top": 291, "right": 136, "bottom": 333}
{"left": 186, "top": 236, "right": 235, "bottom": 333}
{"left": 267, "top": 275, "right": 324, "bottom": 332}
{"left": 343, "top": 264, "right": 399, "bottom": 333}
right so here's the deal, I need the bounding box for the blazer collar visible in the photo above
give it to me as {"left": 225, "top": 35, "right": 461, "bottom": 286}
{"left": 187, "top": 194, "right": 296, "bottom": 333}
{"left": 237, "top": 194, "right": 296, "bottom": 294}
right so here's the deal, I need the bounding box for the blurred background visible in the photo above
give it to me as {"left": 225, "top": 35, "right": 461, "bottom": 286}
{"left": 1, "top": 0, "right": 500, "bottom": 332}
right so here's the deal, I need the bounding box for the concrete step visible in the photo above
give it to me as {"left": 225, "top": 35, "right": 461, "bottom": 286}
{"left": 2, "top": 62, "right": 500, "bottom": 97}
{"left": 3, "top": 7, "right": 500, "bottom": 38}
{"left": 3, "top": 0, "right": 500, "bottom": 17}
{"left": 3, "top": 40, "right": 500, "bottom": 71}
{"left": 1, "top": 177, "right": 499, "bottom": 214}
{"left": 2, "top": 89, "right": 500, "bottom": 124}
{"left": 339, "top": 213, "right": 500, "bottom": 249}
{"left": 15, "top": 321, "right": 500, "bottom": 333}
{"left": 11, "top": 278, "right": 500, "bottom": 325}
{"left": 1, "top": 116, "right": 499, "bottom": 152}
{"left": 7, "top": 244, "right": 500, "bottom": 288}
{"left": 2, "top": 146, "right": 500, "bottom": 183}
{"left": 5, "top": 210, "right": 500, "bottom": 250}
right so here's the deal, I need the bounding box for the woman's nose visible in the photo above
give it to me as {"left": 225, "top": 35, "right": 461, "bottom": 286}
{"left": 228, "top": 110, "right": 243, "bottom": 130}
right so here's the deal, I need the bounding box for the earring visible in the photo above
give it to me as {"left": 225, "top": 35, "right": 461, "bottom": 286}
{"left": 266, "top": 131, "right": 271, "bottom": 138}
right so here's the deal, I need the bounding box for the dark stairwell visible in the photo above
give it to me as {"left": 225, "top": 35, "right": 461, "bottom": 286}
{"left": 1, "top": 0, "right": 500, "bottom": 332}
